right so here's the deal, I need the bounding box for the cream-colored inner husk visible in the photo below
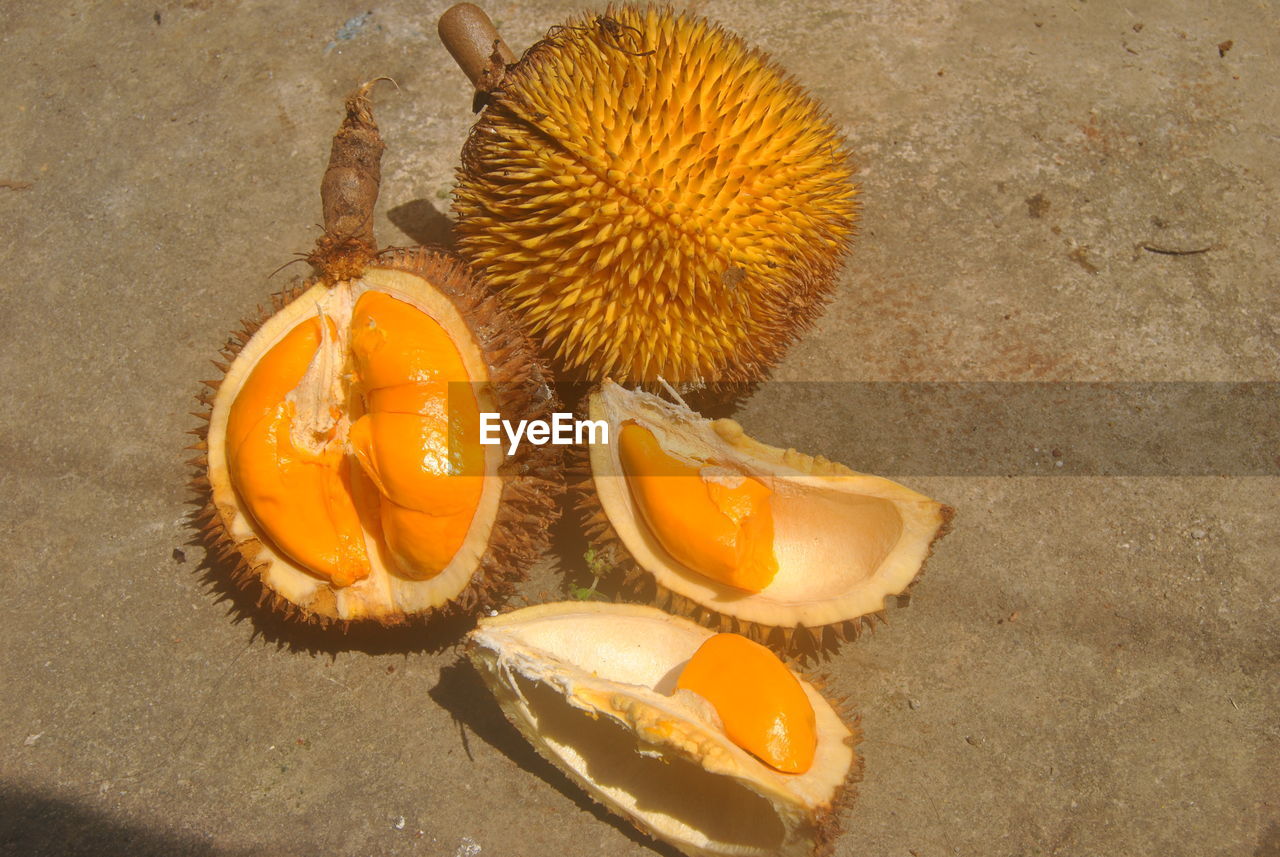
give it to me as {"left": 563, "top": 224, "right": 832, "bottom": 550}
{"left": 470, "top": 603, "right": 854, "bottom": 857}
{"left": 590, "top": 382, "right": 947, "bottom": 628}
{"left": 206, "top": 268, "right": 504, "bottom": 620}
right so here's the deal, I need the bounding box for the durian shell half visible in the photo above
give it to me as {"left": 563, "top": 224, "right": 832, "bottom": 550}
{"left": 467, "top": 601, "right": 861, "bottom": 857}
{"left": 193, "top": 248, "right": 561, "bottom": 626}
{"left": 582, "top": 382, "right": 953, "bottom": 651}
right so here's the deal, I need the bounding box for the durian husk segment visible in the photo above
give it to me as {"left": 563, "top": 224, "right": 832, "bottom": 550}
{"left": 467, "top": 602, "right": 860, "bottom": 857}
{"left": 452, "top": 5, "right": 858, "bottom": 385}
{"left": 586, "top": 382, "right": 952, "bottom": 647}
{"left": 195, "top": 248, "right": 561, "bottom": 625}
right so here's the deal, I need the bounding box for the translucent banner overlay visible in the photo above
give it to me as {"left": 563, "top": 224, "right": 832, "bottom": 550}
{"left": 715, "top": 382, "right": 1277, "bottom": 476}
{"left": 451, "top": 382, "right": 1279, "bottom": 476}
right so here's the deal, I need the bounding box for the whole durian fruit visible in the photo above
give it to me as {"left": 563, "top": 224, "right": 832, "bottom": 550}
{"left": 442, "top": 4, "right": 858, "bottom": 385}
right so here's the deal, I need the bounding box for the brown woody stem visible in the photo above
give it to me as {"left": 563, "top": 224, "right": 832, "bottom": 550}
{"left": 321, "top": 79, "right": 385, "bottom": 248}
{"left": 438, "top": 3, "right": 515, "bottom": 94}
{"left": 310, "top": 80, "right": 388, "bottom": 282}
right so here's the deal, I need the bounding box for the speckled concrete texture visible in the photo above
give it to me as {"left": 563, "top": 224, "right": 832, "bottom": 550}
{"left": 1, "top": 1, "right": 1276, "bottom": 856}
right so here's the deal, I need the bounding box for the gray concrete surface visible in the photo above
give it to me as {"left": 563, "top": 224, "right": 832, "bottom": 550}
{"left": 1, "top": 1, "right": 1276, "bottom": 856}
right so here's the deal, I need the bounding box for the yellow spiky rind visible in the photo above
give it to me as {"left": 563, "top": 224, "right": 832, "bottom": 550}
{"left": 191, "top": 249, "right": 563, "bottom": 627}
{"left": 454, "top": 4, "right": 858, "bottom": 385}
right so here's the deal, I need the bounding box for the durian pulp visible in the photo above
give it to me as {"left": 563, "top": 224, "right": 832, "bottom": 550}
{"left": 469, "top": 603, "right": 855, "bottom": 857}
{"left": 224, "top": 313, "right": 371, "bottom": 586}
{"left": 208, "top": 270, "right": 505, "bottom": 619}
{"left": 676, "top": 633, "right": 817, "bottom": 774}
{"left": 591, "top": 382, "right": 947, "bottom": 629}
{"left": 618, "top": 422, "right": 778, "bottom": 593}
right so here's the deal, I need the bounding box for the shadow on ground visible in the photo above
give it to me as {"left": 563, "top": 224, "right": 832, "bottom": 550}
{"left": 428, "top": 660, "right": 683, "bottom": 857}
{"left": 387, "top": 199, "right": 455, "bottom": 250}
{"left": 1257, "top": 822, "right": 1280, "bottom": 857}
{"left": 0, "top": 786, "right": 254, "bottom": 857}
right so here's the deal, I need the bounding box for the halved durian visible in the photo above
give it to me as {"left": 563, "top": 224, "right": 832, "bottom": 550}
{"left": 467, "top": 602, "right": 860, "bottom": 857}
{"left": 190, "top": 84, "right": 561, "bottom": 626}
{"left": 582, "top": 382, "right": 953, "bottom": 651}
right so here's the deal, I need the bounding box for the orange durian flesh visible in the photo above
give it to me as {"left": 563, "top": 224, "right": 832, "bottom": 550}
{"left": 226, "top": 316, "right": 370, "bottom": 588}
{"left": 224, "top": 288, "right": 483, "bottom": 587}
{"left": 348, "top": 290, "right": 484, "bottom": 580}
{"left": 676, "top": 632, "right": 817, "bottom": 774}
{"left": 618, "top": 422, "right": 778, "bottom": 593}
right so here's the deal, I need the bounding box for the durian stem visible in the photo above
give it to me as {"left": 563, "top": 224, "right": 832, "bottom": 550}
{"left": 310, "top": 80, "right": 388, "bottom": 282}
{"left": 321, "top": 80, "right": 385, "bottom": 249}
{"left": 438, "top": 3, "right": 515, "bottom": 94}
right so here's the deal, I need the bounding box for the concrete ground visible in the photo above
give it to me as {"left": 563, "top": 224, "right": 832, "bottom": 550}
{"left": 2, "top": 1, "right": 1276, "bottom": 855}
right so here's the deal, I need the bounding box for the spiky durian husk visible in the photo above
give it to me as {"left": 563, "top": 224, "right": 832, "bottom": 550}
{"left": 571, "top": 446, "right": 954, "bottom": 658}
{"left": 453, "top": 5, "right": 858, "bottom": 386}
{"left": 802, "top": 674, "right": 864, "bottom": 857}
{"left": 190, "top": 248, "right": 562, "bottom": 627}
{"left": 466, "top": 602, "right": 864, "bottom": 856}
